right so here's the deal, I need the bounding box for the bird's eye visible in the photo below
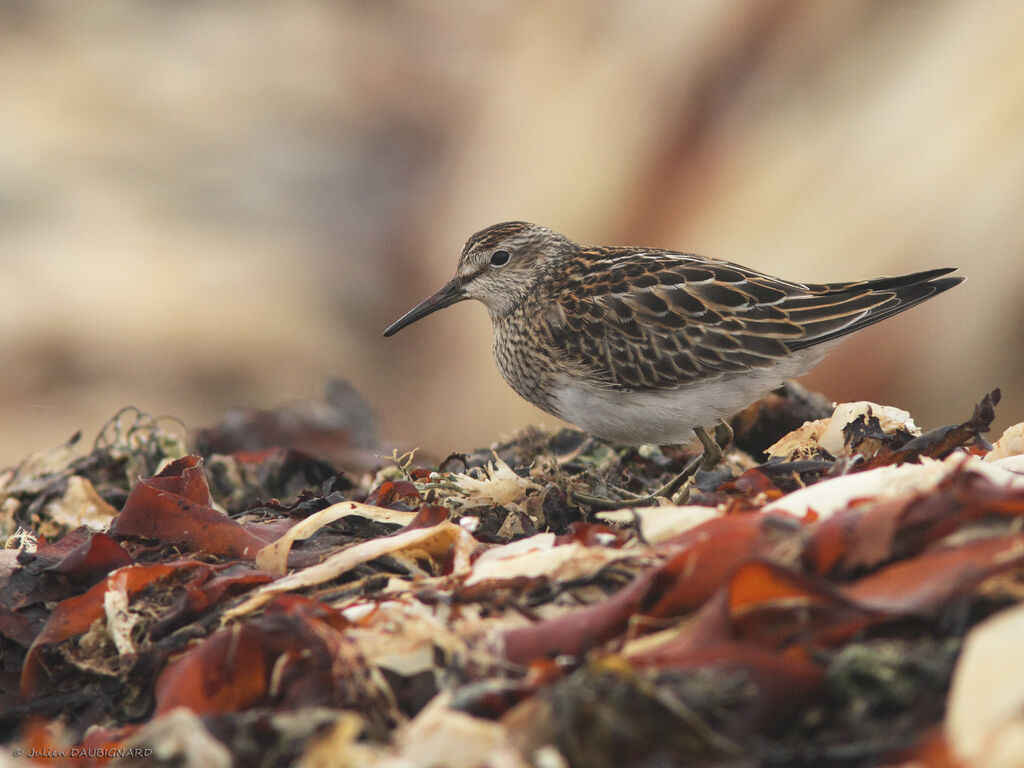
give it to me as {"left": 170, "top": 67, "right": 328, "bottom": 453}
{"left": 489, "top": 249, "right": 511, "bottom": 267}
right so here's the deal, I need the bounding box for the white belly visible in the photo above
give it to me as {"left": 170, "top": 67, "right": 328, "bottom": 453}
{"left": 549, "top": 349, "right": 830, "bottom": 445}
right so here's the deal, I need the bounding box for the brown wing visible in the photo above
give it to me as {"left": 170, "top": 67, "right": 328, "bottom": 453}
{"left": 544, "top": 249, "right": 961, "bottom": 392}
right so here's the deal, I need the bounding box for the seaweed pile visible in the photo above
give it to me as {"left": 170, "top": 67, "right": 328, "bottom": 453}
{"left": 1, "top": 384, "right": 1021, "bottom": 767}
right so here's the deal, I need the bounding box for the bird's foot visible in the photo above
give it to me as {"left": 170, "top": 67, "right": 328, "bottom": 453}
{"left": 570, "top": 421, "right": 735, "bottom": 510}
{"left": 695, "top": 421, "right": 734, "bottom": 471}
{"left": 654, "top": 421, "right": 734, "bottom": 503}
{"left": 568, "top": 486, "right": 661, "bottom": 509}
{"left": 651, "top": 453, "right": 702, "bottom": 503}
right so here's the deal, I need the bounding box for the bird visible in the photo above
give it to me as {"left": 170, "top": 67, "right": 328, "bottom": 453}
{"left": 383, "top": 221, "right": 962, "bottom": 488}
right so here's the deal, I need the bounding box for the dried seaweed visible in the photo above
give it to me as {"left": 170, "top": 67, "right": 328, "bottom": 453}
{"left": 1, "top": 387, "right": 1021, "bottom": 766}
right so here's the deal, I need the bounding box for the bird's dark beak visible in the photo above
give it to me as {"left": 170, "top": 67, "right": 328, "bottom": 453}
{"left": 383, "top": 277, "right": 468, "bottom": 337}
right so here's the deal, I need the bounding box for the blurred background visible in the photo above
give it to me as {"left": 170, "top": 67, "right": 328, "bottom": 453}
{"left": 1, "top": 0, "right": 1021, "bottom": 467}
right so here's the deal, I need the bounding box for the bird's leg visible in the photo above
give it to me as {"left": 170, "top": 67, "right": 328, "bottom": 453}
{"left": 652, "top": 421, "right": 734, "bottom": 502}
{"left": 570, "top": 421, "right": 736, "bottom": 511}
{"left": 695, "top": 421, "right": 734, "bottom": 471}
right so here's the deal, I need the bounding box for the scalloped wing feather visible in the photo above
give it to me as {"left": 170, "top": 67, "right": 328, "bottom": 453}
{"left": 545, "top": 249, "right": 960, "bottom": 392}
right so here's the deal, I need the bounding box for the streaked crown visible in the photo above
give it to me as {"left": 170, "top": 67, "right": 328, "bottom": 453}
{"left": 381, "top": 221, "right": 575, "bottom": 337}
{"left": 456, "top": 222, "right": 574, "bottom": 316}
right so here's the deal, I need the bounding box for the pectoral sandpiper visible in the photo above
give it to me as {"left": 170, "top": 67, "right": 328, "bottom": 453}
{"left": 384, "top": 222, "right": 962, "bottom": 499}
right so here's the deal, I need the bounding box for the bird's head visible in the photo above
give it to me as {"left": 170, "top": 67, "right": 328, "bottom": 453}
{"left": 383, "top": 221, "right": 573, "bottom": 336}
